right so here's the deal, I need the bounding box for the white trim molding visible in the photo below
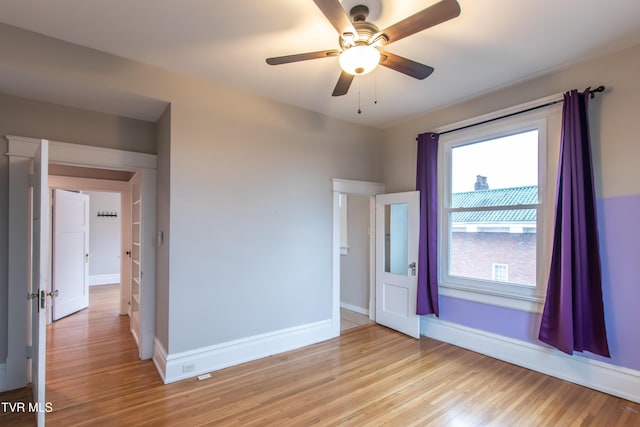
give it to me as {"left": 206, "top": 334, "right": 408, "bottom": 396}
{"left": 433, "top": 91, "right": 563, "bottom": 135}
{"left": 332, "top": 179, "right": 385, "bottom": 195}
{"left": 153, "top": 319, "right": 334, "bottom": 384}
{"left": 439, "top": 286, "right": 544, "bottom": 313}
{"left": 89, "top": 274, "right": 121, "bottom": 286}
{"left": 340, "top": 302, "right": 369, "bottom": 316}
{"left": 153, "top": 339, "right": 169, "bottom": 382}
{"left": 421, "top": 317, "right": 640, "bottom": 403}
{"left": 6, "top": 135, "right": 156, "bottom": 170}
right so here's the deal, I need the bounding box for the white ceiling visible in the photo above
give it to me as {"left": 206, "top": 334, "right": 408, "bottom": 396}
{"left": 1, "top": 0, "right": 640, "bottom": 128}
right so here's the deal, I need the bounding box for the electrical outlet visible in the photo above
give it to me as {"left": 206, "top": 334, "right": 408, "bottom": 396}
{"left": 182, "top": 363, "right": 195, "bottom": 373}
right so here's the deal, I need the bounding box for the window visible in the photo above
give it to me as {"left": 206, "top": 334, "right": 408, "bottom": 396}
{"left": 438, "top": 103, "right": 562, "bottom": 312}
{"left": 492, "top": 263, "right": 509, "bottom": 282}
{"left": 339, "top": 193, "right": 349, "bottom": 255}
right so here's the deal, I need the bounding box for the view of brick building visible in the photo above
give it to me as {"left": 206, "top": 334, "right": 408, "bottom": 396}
{"left": 450, "top": 181, "right": 537, "bottom": 286}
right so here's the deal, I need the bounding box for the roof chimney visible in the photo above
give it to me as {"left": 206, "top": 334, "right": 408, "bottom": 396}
{"left": 475, "top": 175, "right": 489, "bottom": 190}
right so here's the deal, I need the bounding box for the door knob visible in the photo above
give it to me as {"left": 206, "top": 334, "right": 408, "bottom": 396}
{"left": 47, "top": 290, "right": 59, "bottom": 298}
{"left": 408, "top": 262, "right": 416, "bottom": 276}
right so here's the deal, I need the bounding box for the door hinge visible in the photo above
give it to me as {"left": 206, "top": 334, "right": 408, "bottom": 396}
{"left": 28, "top": 173, "right": 34, "bottom": 188}
{"left": 26, "top": 345, "right": 32, "bottom": 359}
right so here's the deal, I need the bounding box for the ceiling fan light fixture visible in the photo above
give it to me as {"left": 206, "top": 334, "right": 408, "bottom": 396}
{"left": 339, "top": 45, "right": 380, "bottom": 75}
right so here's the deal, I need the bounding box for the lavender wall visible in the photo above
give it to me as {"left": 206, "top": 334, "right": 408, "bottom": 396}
{"left": 383, "top": 44, "right": 640, "bottom": 373}
{"left": 436, "top": 194, "right": 640, "bottom": 371}
{"left": 596, "top": 195, "right": 640, "bottom": 369}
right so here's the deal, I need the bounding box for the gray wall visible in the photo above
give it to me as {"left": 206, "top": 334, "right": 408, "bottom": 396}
{"left": 86, "top": 191, "right": 121, "bottom": 278}
{"left": 0, "top": 92, "right": 157, "bottom": 362}
{"left": 340, "top": 195, "right": 370, "bottom": 311}
{"left": 0, "top": 24, "right": 385, "bottom": 357}
{"left": 166, "top": 96, "right": 384, "bottom": 353}
{"left": 382, "top": 44, "right": 640, "bottom": 199}
{"left": 0, "top": 93, "right": 157, "bottom": 154}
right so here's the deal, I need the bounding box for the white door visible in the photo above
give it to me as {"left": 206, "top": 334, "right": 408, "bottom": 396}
{"left": 375, "top": 191, "right": 420, "bottom": 338}
{"left": 52, "top": 189, "right": 90, "bottom": 321}
{"left": 30, "top": 140, "right": 49, "bottom": 426}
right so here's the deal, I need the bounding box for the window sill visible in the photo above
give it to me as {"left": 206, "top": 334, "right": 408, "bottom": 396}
{"left": 439, "top": 284, "right": 544, "bottom": 314}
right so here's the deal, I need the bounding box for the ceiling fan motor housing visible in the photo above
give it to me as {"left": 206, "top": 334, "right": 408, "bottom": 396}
{"left": 339, "top": 5, "right": 385, "bottom": 50}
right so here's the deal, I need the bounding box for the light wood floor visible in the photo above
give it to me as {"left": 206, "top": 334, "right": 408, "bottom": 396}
{"left": 340, "top": 308, "right": 373, "bottom": 331}
{"left": 1, "top": 285, "right": 639, "bottom": 426}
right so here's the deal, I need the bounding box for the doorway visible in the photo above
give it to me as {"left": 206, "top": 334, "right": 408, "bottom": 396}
{"left": 331, "top": 179, "right": 385, "bottom": 335}
{"left": 339, "top": 193, "right": 374, "bottom": 331}
{"left": 49, "top": 187, "right": 125, "bottom": 324}
{"left": 5, "top": 136, "right": 157, "bottom": 395}
{"left": 49, "top": 169, "right": 134, "bottom": 320}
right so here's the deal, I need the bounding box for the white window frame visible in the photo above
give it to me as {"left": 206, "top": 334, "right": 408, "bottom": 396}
{"left": 437, "top": 101, "right": 562, "bottom": 313}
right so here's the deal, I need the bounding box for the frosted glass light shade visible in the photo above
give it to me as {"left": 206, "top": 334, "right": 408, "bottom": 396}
{"left": 339, "top": 45, "right": 381, "bottom": 75}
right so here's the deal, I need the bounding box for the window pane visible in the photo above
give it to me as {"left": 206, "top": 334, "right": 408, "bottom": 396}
{"left": 451, "top": 130, "right": 538, "bottom": 205}
{"left": 449, "top": 131, "right": 538, "bottom": 287}
{"left": 384, "top": 203, "right": 409, "bottom": 275}
{"left": 449, "top": 209, "right": 537, "bottom": 286}
{"left": 492, "top": 263, "right": 508, "bottom": 282}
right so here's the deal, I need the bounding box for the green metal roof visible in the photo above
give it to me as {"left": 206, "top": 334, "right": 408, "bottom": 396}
{"left": 451, "top": 185, "right": 538, "bottom": 223}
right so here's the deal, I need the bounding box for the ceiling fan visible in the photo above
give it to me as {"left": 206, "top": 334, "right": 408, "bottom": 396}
{"left": 266, "top": 0, "right": 461, "bottom": 96}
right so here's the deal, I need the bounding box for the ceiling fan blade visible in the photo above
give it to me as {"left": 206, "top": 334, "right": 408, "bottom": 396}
{"left": 332, "top": 71, "right": 354, "bottom": 96}
{"left": 266, "top": 49, "right": 340, "bottom": 65}
{"left": 380, "top": 0, "right": 461, "bottom": 44}
{"left": 313, "top": 0, "right": 357, "bottom": 36}
{"left": 379, "top": 51, "right": 434, "bottom": 80}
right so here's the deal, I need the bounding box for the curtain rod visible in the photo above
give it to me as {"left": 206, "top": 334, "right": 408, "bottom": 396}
{"left": 438, "top": 86, "right": 605, "bottom": 136}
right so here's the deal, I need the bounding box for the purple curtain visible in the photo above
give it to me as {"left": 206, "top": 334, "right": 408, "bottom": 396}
{"left": 416, "top": 132, "right": 439, "bottom": 316}
{"left": 538, "top": 88, "right": 610, "bottom": 357}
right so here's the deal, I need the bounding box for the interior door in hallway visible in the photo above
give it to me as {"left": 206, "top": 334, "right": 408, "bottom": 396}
{"left": 52, "top": 189, "right": 90, "bottom": 321}
{"left": 375, "top": 191, "right": 420, "bottom": 338}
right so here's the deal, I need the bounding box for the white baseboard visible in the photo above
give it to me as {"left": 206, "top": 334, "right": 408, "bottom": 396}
{"left": 89, "top": 273, "right": 120, "bottom": 286}
{"left": 340, "top": 302, "right": 369, "bottom": 316}
{"left": 153, "top": 339, "right": 168, "bottom": 383}
{"left": 421, "top": 316, "right": 640, "bottom": 403}
{"left": 153, "top": 319, "right": 336, "bottom": 384}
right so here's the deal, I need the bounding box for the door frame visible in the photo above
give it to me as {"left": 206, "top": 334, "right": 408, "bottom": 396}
{"left": 4, "top": 135, "right": 157, "bottom": 392}
{"left": 49, "top": 176, "right": 132, "bottom": 319}
{"left": 331, "top": 179, "right": 384, "bottom": 336}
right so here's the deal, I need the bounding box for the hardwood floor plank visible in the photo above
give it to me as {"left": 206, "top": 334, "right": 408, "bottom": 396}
{"left": 1, "top": 284, "right": 639, "bottom": 426}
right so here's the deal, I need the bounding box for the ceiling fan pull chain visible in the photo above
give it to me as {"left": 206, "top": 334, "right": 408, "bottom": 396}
{"left": 374, "top": 74, "right": 378, "bottom": 105}
{"left": 357, "top": 80, "right": 362, "bottom": 114}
